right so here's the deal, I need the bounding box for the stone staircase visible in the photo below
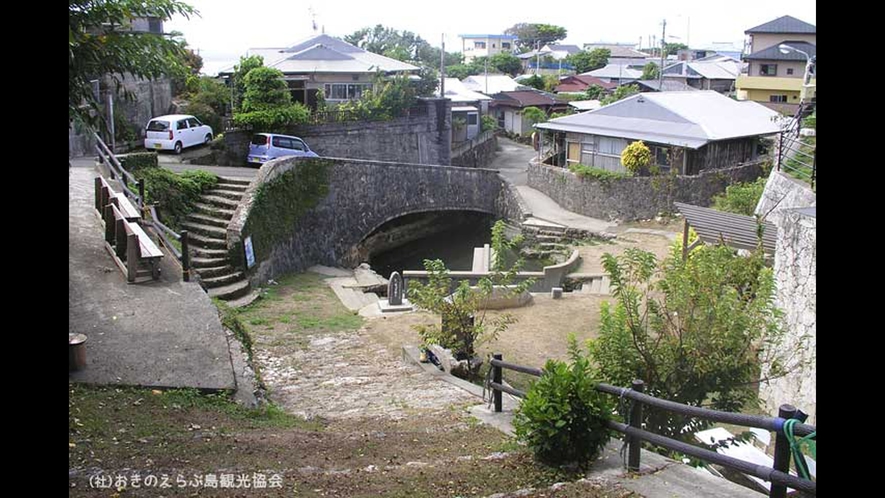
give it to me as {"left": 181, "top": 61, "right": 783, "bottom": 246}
{"left": 182, "top": 176, "right": 256, "bottom": 305}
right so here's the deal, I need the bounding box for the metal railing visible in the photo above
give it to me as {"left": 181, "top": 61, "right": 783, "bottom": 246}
{"left": 147, "top": 206, "right": 191, "bottom": 282}
{"left": 777, "top": 131, "right": 816, "bottom": 188}
{"left": 93, "top": 131, "right": 143, "bottom": 209}
{"left": 488, "top": 354, "right": 816, "bottom": 497}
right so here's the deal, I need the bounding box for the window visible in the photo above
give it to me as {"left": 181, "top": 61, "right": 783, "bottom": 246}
{"left": 770, "top": 95, "right": 788, "bottom": 103}
{"left": 467, "top": 113, "right": 478, "bottom": 125}
{"left": 323, "top": 83, "right": 372, "bottom": 100}
{"left": 251, "top": 134, "right": 268, "bottom": 146}
{"left": 652, "top": 146, "right": 671, "bottom": 168}
{"left": 474, "top": 41, "right": 486, "bottom": 49}
{"left": 502, "top": 42, "right": 511, "bottom": 50}
{"left": 176, "top": 120, "right": 188, "bottom": 130}
{"left": 147, "top": 120, "right": 169, "bottom": 132}
{"left": 272, "top": 136, "right": 291, "bottom": 148}
{"left": 786, "top": 68, "right": 794, "bottom": 75}
{"left": 188, "top": 117, "right": 203, "bottom": 128}
{"left": 759, "top": 64, "right": 778, "bottom": 76}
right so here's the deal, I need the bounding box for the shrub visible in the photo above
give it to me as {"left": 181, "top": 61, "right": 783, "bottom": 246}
{"left": 183, "top": 102, "right": 222, "bottom": 135}
{"left": 712, "top": 177, "right": 767, "bottom": 216}
{"left": 233, "top": 104, "right": 310, "bottom": 131}
{"left": 135, "top": 168, "right": 218, "bottom": 230}
{"left": 568, "top": 163, "right": 629, "bottom": 184}
{"left": 514, "top": 336, "right": 613, "bottom": 466}
{"left": 118, "top": 152, "right": 158, "bottom": 173}
{"left": 481, "top": 115, "right": 497, "bottom": 132}
{"left": 621, "top": 140, "right": 652, "bottom": 175}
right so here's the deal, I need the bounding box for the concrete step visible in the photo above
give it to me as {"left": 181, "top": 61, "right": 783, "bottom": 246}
{"left": 193, "top": 202, "right": 236, "bottom": 219}
{"left": 201, "top": 271, "right": 246, "bottom": 289}
{"left": 534, "top": 234, "right": 565, "bottom": 242}
{"left": 193, "top": 265, "right": 237, "bottom": 279}
{"left": 187, "top": 232, "right": 227, "bottom": 250}
{"left": 200, "top": 194, "right": 240, "bottom": 210}
{"left": 598, "top": 276, "right": 610, "bottom": 295}
{"left": 208, "top": 279, "right": 252, "bottom": 301}
{"left": 186, "top": 213, "right": 230, "bottom": 229}
{"left": 205, "top": 188, "right": 246, "bottom": 201}
{"left": 190, "top": 256, "right": 229, "bottom": 269}
{"left": 538, "top": 242, "right": 569, "bottom": 250}
{"left": 191, "top": 247, "right": 228, "bottom": 259}
{"left": 590, "top": 278, "right": 601, "bottom": 294}
{"left": 181, "top": 221, "right": 227, "bottom": 239}
{"left": 217, "top": 176, "right": 251, "bottom": 188}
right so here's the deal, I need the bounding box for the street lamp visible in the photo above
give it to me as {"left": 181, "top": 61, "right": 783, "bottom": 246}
{"left": 778, "top": 43, "right": 815, "bottom": 101}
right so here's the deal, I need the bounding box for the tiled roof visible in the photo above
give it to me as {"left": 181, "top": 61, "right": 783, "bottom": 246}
{"left": 554, "top": 75, "right": 616, "bottom": 93}
{"left": 745, "top": 41, "right": 816, "bottom": 61}
{"left": 635, "top": 79, "right": 698, "bottom": 92}
{"left": 746, "top": 15, "right": 816, "bottom": 34}
{"left": 583, "top": 44, "right": 650, "bottom": 59}
{"left": 492, "top": 90, "right": 565, "bottom": 108}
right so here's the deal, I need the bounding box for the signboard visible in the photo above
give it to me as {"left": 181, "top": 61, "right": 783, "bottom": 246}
{"left": 244, "top": 236, "right": 255, "bottom": 269}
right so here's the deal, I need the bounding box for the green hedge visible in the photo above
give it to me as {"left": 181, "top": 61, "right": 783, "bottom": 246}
{"left": 134, "top": 168, "right": 219, "bottom": 231}
{"left": 118, "top": 152, "right": 158, "bottom": 173}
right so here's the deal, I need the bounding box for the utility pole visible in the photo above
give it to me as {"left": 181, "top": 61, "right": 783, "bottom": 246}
{"left": 535, "top": 40, "right": 540, "bottom": 75}
{"left": 440, "top": 34, "right": 445, "bottom": 98}
{"left": 659, "top": 19, "right": 666, "bottom": 89}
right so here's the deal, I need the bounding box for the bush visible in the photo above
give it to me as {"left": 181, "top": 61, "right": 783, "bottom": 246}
{"left": 568, "top": 163, "right": 629, "bottom": 183}
{"left": 712, "top": 177, "right": 766, "bottom": 216}
{"left": 514, "top": 336, "right": 613, "bottom": 466}
{"left": 183, "top": 102, "right": 222, "bottom": 136}
{"left": 621, "top": 140, "right": 652, "bottom": 175}
{"left": 134, "top": 168, "right": 219, "bottom": 230}
{"left": 118, "top": 152, "right": 158, "bottom": 173}
{"left": 481, "top": 115, "right": 497, "bottom": 132}
{"left": 233, "top": 104, "right": 310, "bottom": 131}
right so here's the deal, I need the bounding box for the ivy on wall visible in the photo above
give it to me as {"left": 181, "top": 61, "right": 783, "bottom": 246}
{"left": 235, "top": 158, "right": 333, "bottom": 269}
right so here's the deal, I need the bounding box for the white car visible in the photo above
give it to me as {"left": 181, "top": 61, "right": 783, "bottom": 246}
{"left": 144, "top": 114, "right": 213, "bottom": 154}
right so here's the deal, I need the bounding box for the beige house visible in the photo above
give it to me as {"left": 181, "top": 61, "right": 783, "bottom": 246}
{"left": 218, "top": 34, "right": 419, "bottom": 109}
{"left": 736, "top": 16, "right": 816, "bottom": 113}
{"left": 459, "top": 34, "right": 517, "bottom": 63}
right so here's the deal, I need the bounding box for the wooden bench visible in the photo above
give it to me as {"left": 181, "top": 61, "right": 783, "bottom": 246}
{"left": 95, "top": 176, "right": 141, "bottom": 222}
{"left": 103, "top": 203, "right": 163, "bottom": 282}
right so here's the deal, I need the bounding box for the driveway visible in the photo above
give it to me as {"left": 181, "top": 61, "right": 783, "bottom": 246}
{"left": 490, "top": 136, "right": 536, "bottom": 186}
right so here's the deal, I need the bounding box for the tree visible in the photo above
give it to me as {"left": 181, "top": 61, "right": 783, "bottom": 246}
{"left": 522, "top": 75, "right": 545, "bottom": 90}
{"left": 641, "top": 62, "right": 660, "bottom": 80}
{"left": 409, "top": 221, "right": 531, "bottom": 361}
{"left": 620, "top": 140, "right": 652, "bottom": 175}
{"left": 600, "top": 84, "right": 639, "bottom": 106}
{"left": 522, "top": 106, "right": 547, "bottom": 129}
{"left": 504, "top": 23, "right": 568, "bottom": 52}
{"left": 231, "top": 55, "right": 264, "bottom": 112}
{"left": 69, "top": 0, "right": 197, "bottom": 126}
{"left": 663, "top": 42, "right": 688, "bottom": 57}
{"left": 488, "top": 52, "right": 523, "bottom": 77}
{"left": 567, "top": 48, "right": 610, "bottom": 74}
{"left": 241, "top": 67, "right": 291, "bottom": 112}
{"left": 588, "top": 245, "right": 795, "bottom": 444}
{"left": 584, "top": 84, "right": 605, "bottom": 100}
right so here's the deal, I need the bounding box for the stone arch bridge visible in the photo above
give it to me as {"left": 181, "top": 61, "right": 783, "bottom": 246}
{"left": 227, "top": 156, "right": 525, "bottom": 287}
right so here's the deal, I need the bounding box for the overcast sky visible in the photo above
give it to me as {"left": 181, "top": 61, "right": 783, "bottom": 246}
{"left": 165, "top": 0, "right": 816, "bottom": 76}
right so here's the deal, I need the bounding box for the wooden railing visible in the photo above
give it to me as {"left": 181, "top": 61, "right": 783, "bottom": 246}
{"left": 148, "top": 206, "right": 191, "bottom": 282}
{"left": 488, "top": 354, "right": 816, "bottom": 497}
{"left": 93, "top": 131, "right": 143, "bottom": 209}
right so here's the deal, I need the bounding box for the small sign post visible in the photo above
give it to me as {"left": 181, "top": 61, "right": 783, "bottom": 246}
{"left": 244, "top": 236, "right": 255, "bottom": 269}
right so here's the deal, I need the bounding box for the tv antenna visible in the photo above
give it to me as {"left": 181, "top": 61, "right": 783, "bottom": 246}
{"left": 308, "top": 7, "right": 318, "bottom": 33}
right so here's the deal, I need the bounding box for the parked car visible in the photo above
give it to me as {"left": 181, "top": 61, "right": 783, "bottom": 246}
{"left": 144, "top": 114, "right": 213, "bottom": 154}
{"left": 247, "top": 133, "right": 318, "bottom": 166}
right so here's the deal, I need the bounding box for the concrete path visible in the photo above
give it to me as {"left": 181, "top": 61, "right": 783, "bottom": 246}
{"left": 490, "top": 137, "right": 617, "bottom": 235}
{"left": 69, "top": 162, "right": 237, "bottom": 391}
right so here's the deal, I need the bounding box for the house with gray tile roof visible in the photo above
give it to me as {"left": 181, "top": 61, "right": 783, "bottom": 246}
{"left": 218, "top": 33, "right": 419, "bottom": 108}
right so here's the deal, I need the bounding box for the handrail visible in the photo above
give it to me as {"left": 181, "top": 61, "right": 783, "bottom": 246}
{"left": 93, "top": 130, "right": 143, "bottom": 207}
{"left": 488, "top": 354, "right": 816, "bottom": 497}
{"left": 148, "top": 205, "right": 190, "bottom": 281}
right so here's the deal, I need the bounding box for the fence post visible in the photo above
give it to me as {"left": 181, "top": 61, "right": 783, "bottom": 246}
{"left": 138, "top": 180, "right": 146, "bottom": 214}
{"left": 776, "top": 132, "right": 783, "bottom": 171}
{"left": 181, "top": 230, "right": 190, "bottom": 282}
{"left": 770, "top": 404, "right": 798, "bottom": 498}
{"left": 627, "top": 379, "right": 645, "bottom": 471}
{"left": 810, "top": 146, "right": 816, "bottom": 189}
{"left": 493, "top": 353, "right": 503, "bottom": 413}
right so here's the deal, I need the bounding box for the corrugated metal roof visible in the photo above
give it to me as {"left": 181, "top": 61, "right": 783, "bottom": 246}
{"left": 583, "top": 44, "right": 650, "bottom": 59}
{"left": 437, "top": 78, "right": 492, "bottom": 102}
{"left": 218, "top": 34, "right": 418, "bottom": 75}
{"left": 583, "top": 64, "right": 643, "bottom": 80}
{"left": 746, "top": 15, "right": 816, "bottom": 34}
{"left": 462, "top": 75, "right": 522, "bottom": 94}
{"left": 746, "top": 41, "right": 816, "bottom": 61}
{"left": 569, "top": 100, "right": 601, "bottom": 111}
{"left": 675, "top": 202, "right": 778, "bottom": 254}
{"left": 535, "top": 91, "right": 781, "bottom": 148}
{"left": 635, "top": 79, "right": 698, "bottom": 92}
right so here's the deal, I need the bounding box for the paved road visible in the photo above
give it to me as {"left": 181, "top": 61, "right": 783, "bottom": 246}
{"left": 69, "top": 161, "right": 237, "bottom": 391}
{"left": 490, "top": 136, "right": 535, "bottom": 186}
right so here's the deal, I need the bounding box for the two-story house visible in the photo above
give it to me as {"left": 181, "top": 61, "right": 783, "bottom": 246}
{"left": 735, "top": 15, "right": 816, "bottom": 113}
{"left": 459, "top": 34, "right": 517, "bottom": 63}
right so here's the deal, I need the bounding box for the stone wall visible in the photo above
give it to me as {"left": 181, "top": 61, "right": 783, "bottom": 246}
{"left": 755, "top": 170, "right": 816, "bottom": 227}
{"left": 217, "top": 98, "right": 452, "bottom": 166}
{"left": 528, "top": 160, "right": 766, "bottom": 222}
{"left": 451, "top": 131, "right": 497, "bottom": 168}
{"left": 759, "top": 207, "right": 816, "bottom": 424}
{"left": 494, "top": 182, "right": 531, "bottom": 223}
{"left": 227, "top": 156, "right": 505, "bottom": 288}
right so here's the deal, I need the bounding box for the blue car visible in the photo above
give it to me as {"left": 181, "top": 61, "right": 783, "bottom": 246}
{"left": 247, "top": 133, "right": 318, "bottom": 166}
